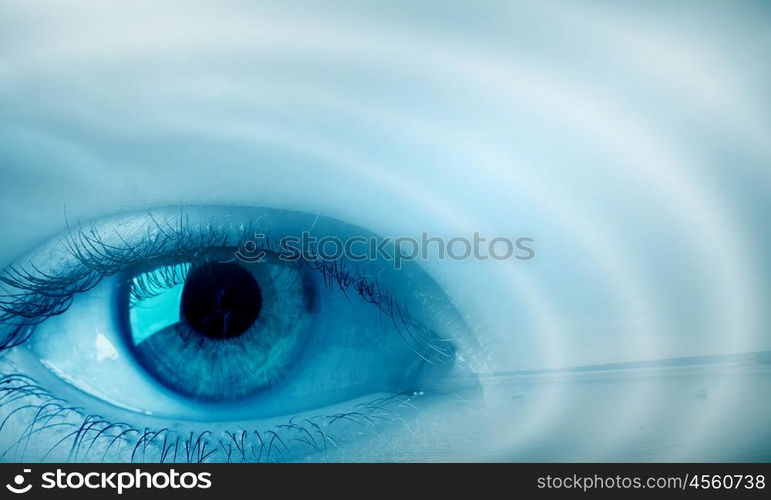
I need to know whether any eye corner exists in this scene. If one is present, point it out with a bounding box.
[3,206,476,462]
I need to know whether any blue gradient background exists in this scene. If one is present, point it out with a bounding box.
[0,1,769,461]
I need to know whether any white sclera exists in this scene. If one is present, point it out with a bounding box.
[28,276,199,418]
[25,271,459,422]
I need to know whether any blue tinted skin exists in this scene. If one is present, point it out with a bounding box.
[0,208,475,460]
[1,1,771,462]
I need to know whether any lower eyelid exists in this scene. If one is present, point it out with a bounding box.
[0,367,431,463]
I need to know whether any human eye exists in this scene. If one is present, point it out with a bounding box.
[0,206,478,462]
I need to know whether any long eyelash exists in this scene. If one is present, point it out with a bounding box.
[0,213,454,363]
[0,213,226,349]
[310,258,455,364]
[0,372,425,463]
[255,235,455,364]
[129,263,190,304]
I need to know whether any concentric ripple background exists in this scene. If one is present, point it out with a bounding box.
[0,0,769,461]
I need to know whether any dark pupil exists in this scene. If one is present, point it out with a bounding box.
[181,262,262,339]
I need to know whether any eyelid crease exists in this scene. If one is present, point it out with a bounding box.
[0,210,455,365]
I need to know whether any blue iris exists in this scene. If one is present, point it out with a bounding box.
[123,253,313,401]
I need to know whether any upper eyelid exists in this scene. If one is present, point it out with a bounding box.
[0,208,455,363]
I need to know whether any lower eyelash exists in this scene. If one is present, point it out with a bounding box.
[0,371,424,463]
